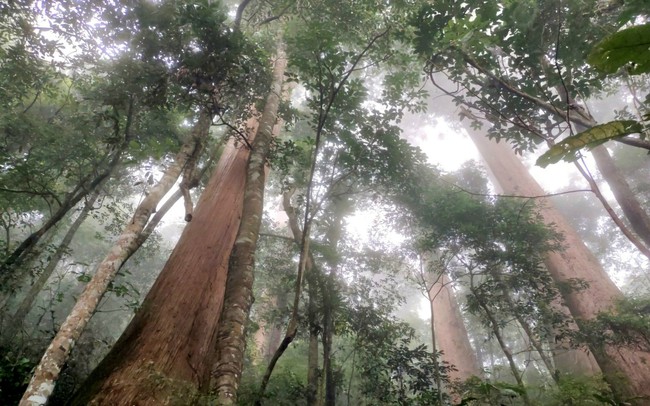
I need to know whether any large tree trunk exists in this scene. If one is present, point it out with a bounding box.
[68,122,248,405]
[210,46,286,404]
[469,131,650,402]
[20,111,212,406]
[429,273,481,383]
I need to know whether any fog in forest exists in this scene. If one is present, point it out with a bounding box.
[1,1,649,405]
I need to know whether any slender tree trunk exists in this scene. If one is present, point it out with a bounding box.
[321,274,335,406]
[2,181,105,345]
[427,293,445,406]
[21,111,213,406]
[470,131,650,402]
[0,217,59,311]
[320,202,346,406]
[490,271,558,383]
[590,145,650,249]
[471,284,531,406]
[0,153,116,290]
[210,46,286,404]
[257,188,314,403]
[306,273,320,406]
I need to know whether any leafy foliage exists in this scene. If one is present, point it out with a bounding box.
[588,23,650,75]
[576,298,650,352]
[0,348,34,405]
[3,0,650,405]
[537,121,645,167]
[457,377,527,406]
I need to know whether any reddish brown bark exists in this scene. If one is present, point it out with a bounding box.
[210,47,286,404]
[469,131,650,401]
[429,274,481,383]
[62,115,249,406]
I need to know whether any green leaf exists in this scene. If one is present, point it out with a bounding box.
[77,273,92,283]
[588,23,650,75]
[537,120,644,167]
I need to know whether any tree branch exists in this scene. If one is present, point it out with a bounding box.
[234,0,252,31]
[615,136,650,151]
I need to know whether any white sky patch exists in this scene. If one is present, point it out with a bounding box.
[526,156,576,192]
[410,117,479,171]
[345,209,406,249]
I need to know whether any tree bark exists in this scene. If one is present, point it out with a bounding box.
[20,111,213,406]
[429,273,481,383]
[210,46,286,404]
[69,117,249,405]
[469,131,650,402]
[306,273,320,406]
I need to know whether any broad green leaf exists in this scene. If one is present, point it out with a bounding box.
[536,120,644,167]
[588,23,650,75]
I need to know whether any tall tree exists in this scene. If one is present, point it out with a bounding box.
[210,42,287,405]
[18,0,271,401]
[469,131,650,401]
[256,6,397,396]
[21,111,213,405]
[68,126,251,405]
[410,0,650,254]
